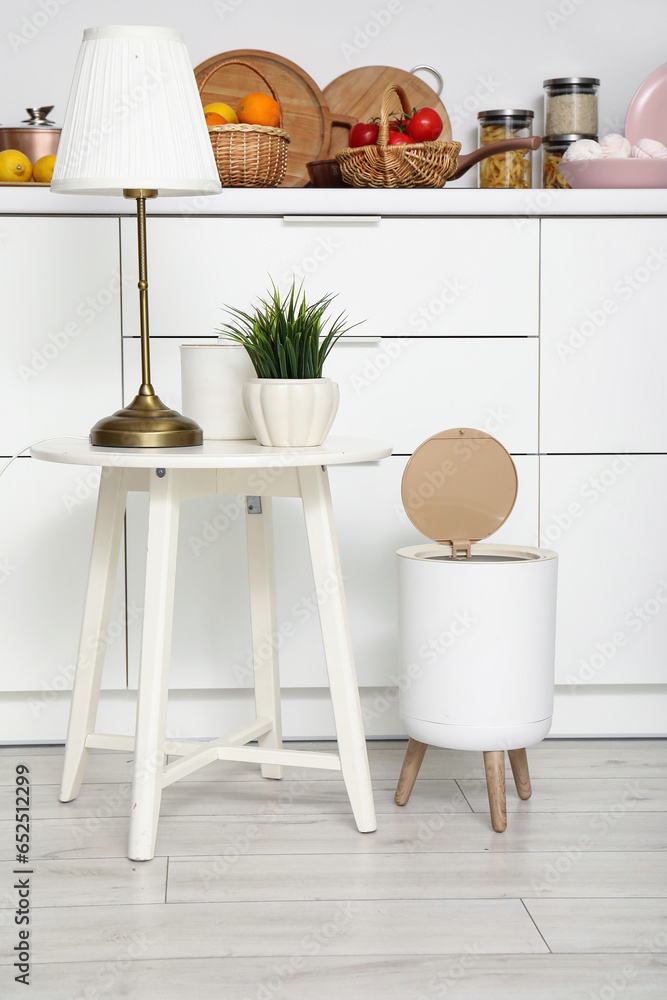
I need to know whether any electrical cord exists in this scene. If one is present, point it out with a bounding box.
[0,438,66,479]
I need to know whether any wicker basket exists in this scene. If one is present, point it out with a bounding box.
[336,84,461,189]
[198,59,291,188]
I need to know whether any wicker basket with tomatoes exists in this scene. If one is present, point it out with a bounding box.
[336,84,461,188]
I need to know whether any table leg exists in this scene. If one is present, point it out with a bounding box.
[60,468,128,803]
[297,465,376,833]
[128,469,182,862]
[245,496,282,780]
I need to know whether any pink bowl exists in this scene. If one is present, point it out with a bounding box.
[558,158,667,189]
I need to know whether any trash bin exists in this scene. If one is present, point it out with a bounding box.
[394,427,558,831]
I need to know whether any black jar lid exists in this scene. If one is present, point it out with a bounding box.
[543,133,598,143]
[543,77,600,88]
[477,109,534,121]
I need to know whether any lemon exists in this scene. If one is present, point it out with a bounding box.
[32,154,56,184]
[0,149,32,182]
[203,102,238,124]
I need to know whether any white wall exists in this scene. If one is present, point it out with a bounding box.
[1,0,665,185]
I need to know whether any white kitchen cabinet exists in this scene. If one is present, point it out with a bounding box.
[0,457,127,694]
[125,335,538,455]
[1,199,665,741]
[0,217,124,455]
[541,454,667,685]
[120,216,539,341]
[124,453,538,690]
[0,215,127,707]
[541,218,667,453]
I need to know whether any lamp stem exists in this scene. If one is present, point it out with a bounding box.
[136,194,153,396]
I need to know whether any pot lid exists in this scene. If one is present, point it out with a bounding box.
[401,428,518,560]
[14,107,58,128]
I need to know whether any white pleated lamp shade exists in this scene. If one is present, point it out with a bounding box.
[52,25,221,197]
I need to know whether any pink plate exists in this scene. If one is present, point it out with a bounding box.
[625,62,667,146]
[558,158,667,189]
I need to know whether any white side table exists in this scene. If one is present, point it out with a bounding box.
[31,436,392,861]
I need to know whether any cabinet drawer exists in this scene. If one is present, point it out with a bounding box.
[125,455,538,690]
[121,216,539,341]
[124,336,538,455]
[541,454,667,685]
[0,217,123,455]
[0,459,127,693]
[541,218,667,452]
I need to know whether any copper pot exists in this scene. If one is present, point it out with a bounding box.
[0,107,60,162]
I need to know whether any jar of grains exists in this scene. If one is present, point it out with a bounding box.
[542,134,597,188]
[543,77,599,136]
[477,109,534,188]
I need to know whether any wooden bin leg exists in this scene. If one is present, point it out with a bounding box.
[395,739,428,806]
[508,748,532,800]
[483,750,507,833]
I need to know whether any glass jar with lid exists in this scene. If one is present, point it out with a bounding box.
[543,78,599,136]
[542,134,597,188]
[477,109,534,189]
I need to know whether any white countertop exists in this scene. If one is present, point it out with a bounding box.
[2,186,667,217]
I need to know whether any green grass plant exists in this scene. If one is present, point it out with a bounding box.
[217,280,360,379]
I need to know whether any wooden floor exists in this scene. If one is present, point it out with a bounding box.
[1,738,666,998]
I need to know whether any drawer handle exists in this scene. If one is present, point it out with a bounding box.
[335,337,381,344]
[282,216,381,224]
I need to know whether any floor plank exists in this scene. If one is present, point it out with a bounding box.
[0,899,548,965]
[15,955,667,1000]
[457,776,667,813]
[0,858,167,907]
[524,898,667,953]
[0,776,472,820]
[167,850,667,903]
[4,806,666,861]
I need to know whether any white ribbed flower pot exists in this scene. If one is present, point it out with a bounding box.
[180,344,255,440]
[242,377,340,447]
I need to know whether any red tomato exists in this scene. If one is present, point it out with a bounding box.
[387,131,416,145]
[388,116,409,133]
[406,107,443,142]
[349,122,380,147]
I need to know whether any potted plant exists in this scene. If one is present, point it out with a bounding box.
[217,280,359,447]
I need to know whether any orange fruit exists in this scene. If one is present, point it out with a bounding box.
[205,111,226,127]
[237,93,281,127]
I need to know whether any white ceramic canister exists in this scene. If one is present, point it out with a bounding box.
[180,343,255,440]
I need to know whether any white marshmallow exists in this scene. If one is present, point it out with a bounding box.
[605,149,631,159]
[632,137,667,159]
[562,138,603,161]
[600,133,632,156]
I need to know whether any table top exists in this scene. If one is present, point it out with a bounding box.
[30,436,393,469]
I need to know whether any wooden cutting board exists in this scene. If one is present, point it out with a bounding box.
[194,49,355,188]
[323,66,451,156]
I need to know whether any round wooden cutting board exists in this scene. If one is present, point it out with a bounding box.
[323,66,451,155]
[194,49,356,188]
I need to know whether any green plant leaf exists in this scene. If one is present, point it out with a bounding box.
[216,278,363,379]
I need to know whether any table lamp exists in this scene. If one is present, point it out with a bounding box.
[52,25,221,447]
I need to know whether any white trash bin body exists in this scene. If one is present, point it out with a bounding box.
[397,427,558,755]
[398,542,558,751]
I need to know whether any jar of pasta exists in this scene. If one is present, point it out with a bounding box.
[477,110,534,189]
[542,134,596,188]
[543,78,599,136]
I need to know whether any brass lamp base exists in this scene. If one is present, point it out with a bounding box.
[90,391,203,448]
